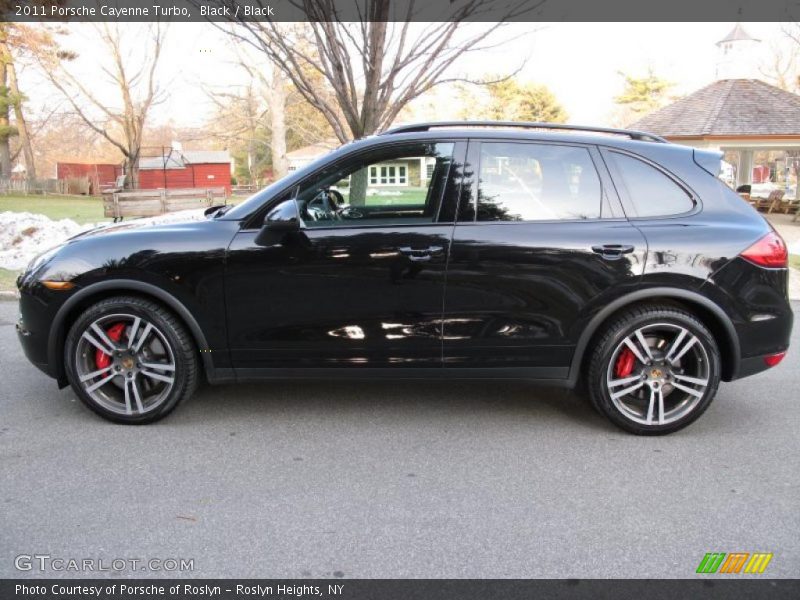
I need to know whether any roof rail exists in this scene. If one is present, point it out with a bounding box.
[380,121,668,143]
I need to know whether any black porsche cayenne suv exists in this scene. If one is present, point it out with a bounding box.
[16,122,792,434]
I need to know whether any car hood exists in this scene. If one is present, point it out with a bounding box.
[70,209,210,241]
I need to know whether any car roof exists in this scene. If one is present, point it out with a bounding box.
[360,128,674,150]
[329,128,694,167]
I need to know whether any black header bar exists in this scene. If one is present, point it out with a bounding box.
[3,0,800,23]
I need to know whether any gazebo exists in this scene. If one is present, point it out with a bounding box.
[631,25,800,205]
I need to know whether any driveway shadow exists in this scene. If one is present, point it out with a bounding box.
[173,378,615,433]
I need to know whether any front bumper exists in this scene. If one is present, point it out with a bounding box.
[16,316,54,378]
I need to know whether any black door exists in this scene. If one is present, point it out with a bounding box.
[443,140,647,376]
[225,140,466,372]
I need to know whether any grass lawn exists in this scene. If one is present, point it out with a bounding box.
[790,254,800,270]
[0,194,109,224]
[0,267,20,293]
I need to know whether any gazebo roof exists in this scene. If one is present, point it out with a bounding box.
[630,79,800,138]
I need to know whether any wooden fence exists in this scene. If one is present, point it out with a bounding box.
[0,177,68,195]
[103,187,228,219]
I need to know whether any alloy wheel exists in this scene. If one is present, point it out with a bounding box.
[605,322,710,426]
[74,313,176,417]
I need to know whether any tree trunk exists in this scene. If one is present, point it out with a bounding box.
[269,65,288,180]
[124,154,139,189]
[349,168,368,207]
[6,56,35,180]
[0,51,12,178]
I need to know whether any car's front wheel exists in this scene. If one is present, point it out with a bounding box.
[64,296,199,424]
[587,305,721,435]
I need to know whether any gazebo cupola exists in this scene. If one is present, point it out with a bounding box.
[716,23,761,80]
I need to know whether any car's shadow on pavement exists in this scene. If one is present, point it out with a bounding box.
[169,379,617,433]
[32,369,743,436]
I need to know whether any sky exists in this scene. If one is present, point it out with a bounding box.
[20,21,792,132]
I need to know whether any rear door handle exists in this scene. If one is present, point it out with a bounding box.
[591,244,635,259]
[398,246,444,262]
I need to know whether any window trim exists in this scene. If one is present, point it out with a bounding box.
[601,148,701,220]
[460,139,623,225]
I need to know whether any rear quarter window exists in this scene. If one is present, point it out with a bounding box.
[610,152,695,218]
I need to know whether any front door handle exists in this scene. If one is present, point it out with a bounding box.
[398,246,444,262]
[591,244,635,259]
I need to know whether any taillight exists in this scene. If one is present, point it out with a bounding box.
[764,351,786,367]
[740,231,788,268]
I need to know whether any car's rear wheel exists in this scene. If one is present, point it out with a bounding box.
[587,305,721,435]
[64,296,199,424]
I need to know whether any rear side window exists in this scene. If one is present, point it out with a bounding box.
[610,152,694,217]
[477,142,602,221]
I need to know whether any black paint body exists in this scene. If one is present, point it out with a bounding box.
[16,130,793,388]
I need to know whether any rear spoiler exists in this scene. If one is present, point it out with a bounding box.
[693,149,724,177]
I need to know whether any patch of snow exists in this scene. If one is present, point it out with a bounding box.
[0,212,95,271]
[0,209,208,271]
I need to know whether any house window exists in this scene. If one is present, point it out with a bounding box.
[369,163,408,186]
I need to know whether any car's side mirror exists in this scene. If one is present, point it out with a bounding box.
[255,199,302,246]
[266,198,301,231]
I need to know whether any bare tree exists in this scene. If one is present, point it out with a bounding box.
[779,23,800,91]
[204,80,268,183]
[204,48,333,183]
[229,58,290,179]
[0,39,11,178]
[38,23,166,188]
[268,63,289,179]
[0,25,41,179]
[0,24,76,180]
[760,26,799,92]
[0,23,29,178]
[217,0,535,142]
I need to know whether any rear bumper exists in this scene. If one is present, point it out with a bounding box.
[704,258,793,381]
[734,352,789,381]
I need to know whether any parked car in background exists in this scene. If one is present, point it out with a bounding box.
[16,122,792,435]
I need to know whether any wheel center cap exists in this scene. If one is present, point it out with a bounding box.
[650,368,663,378]
[121,356,135,370]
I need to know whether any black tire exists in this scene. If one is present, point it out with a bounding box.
[64,296,199,424]
[586,304,721,435]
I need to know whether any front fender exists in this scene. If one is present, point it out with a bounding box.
[47,279,224,385]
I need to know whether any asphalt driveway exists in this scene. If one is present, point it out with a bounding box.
[1,299,798,579]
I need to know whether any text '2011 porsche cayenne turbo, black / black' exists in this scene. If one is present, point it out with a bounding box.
[16,122,793,434]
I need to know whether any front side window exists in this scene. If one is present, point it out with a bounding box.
[476,142,602,221]
[295,142,455,227]
[610,152,695,217]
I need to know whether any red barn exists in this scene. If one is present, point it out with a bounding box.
[138,150,232,193]
[56,162,122,194]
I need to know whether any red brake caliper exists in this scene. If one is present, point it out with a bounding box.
[94,322,126,369]
[614,347,636,378]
